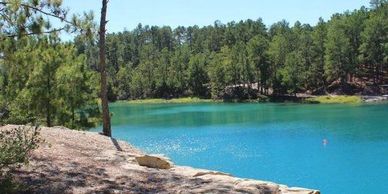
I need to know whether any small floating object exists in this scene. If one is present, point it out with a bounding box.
[322,138,328,146]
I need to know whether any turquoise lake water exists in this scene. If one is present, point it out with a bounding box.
[93,102,388,194]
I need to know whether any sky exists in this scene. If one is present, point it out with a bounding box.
[59,0,369,34]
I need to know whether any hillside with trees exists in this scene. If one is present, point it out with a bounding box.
[74,1,387,101]
[0,1,387,193]
[0,0,387,130]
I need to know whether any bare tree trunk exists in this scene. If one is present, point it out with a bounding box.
[373,64,376,85]
[379,63,383,84]
[99,0,111,137]
[47,68,52,127]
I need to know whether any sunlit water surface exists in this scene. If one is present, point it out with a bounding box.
[93,102,388,194]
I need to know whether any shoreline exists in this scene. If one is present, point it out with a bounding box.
[2,125,320,194]
[122,95,388,105]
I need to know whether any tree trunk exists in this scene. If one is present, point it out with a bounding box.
[47,66,52,127]
[71,104,75,127]
[379,63,383,84]
[372,63,376,84]
[99,0,111,137]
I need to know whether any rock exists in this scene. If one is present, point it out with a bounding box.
[279,187,321,194]
[135,155,173,169]
[53,126,70,130]
[235,180,280,193]
[362,95,388,102]
[193,170,231,177]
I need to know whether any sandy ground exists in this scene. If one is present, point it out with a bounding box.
[3,125,319,194]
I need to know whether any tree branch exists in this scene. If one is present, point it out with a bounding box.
[3,27,66,38]
[0,1,90,38]
[0,1,75,26]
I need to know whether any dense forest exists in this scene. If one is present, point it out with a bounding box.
[74,1,388,101]
[0,1,387,129]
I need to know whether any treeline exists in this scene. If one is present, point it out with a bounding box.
[75,2,387,100]
[0,1,387,129]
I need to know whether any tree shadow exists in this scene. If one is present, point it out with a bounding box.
[110,137,123,152]
[10,154,180,193]
[9,143,275,194]
[11,154,245,194]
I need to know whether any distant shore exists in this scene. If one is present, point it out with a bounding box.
[125,97,220,104]
[123,95,388,105]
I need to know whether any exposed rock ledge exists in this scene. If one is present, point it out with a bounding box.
[2,125,320,194]
[362,95,388,103]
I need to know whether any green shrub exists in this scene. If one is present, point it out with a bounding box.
[305,95,362,104]
[0,126,41,193]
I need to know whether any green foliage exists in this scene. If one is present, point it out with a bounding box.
[1,1,385,123]
[247,35,270,93]
[208,49,227,99]
[0,0,95,39]
[235,41,255,86]
[1,36,100,129]
[0,125,41,193]
[115,64,133,100]
[73,5,387,100]
[359,3,388,84]
[310,18,327,90]
[324,15,352,83]
[281,52,304,94]
[370,0,388,9]
[0,0,98,129]
[55,46,100,129]
[305,95,362,104]
[0,126,41,170]
[188,53,209,97]
[169,45,190,95]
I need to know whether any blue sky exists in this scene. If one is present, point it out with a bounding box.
[61,0,368,33]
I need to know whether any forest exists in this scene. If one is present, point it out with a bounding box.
[0,1,387,129]
[74,2,387,101]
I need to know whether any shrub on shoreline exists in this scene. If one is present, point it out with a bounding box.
[0,125,42,193]
[304,95,362,104]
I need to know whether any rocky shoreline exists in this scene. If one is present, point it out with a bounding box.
[3,125,319,194]
[361,95,388,103]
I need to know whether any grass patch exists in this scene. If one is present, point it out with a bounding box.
[126,97,221,104]
[305,95,362,104]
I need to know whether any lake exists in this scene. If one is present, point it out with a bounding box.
[93,102,388,194]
